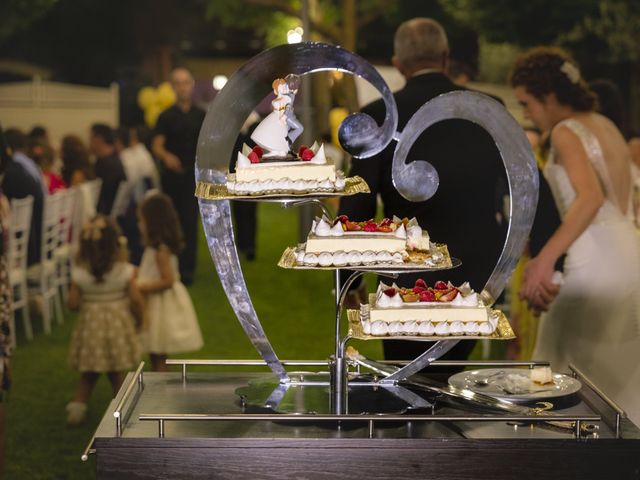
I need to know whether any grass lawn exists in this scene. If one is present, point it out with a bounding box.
[5,201,384,479]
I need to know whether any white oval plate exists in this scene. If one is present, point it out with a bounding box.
[448,368,582,404]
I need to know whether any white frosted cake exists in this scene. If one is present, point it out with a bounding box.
[295,216,444,267]
[360,280,497,337]
[226,75,346,195]
[227,142,346,195]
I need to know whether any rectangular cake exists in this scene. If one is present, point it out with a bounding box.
[361,280,496,337]
[227,142,345,195]
[296,216,442,267]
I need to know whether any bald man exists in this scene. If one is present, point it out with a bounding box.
[339,18,508,372]
[152,68,206,285]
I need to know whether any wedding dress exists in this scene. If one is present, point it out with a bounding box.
[533,117,640,425]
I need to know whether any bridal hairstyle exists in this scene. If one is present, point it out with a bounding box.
[510,47,597,112]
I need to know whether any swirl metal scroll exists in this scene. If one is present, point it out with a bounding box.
[386,91,538,382]
[196,43,399,383]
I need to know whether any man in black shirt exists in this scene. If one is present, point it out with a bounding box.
[152,67,206,285]
[89,124,126,215]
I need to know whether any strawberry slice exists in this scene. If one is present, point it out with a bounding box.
[363,223,378,232]
[336,215,349,224]
[383,288,396,297]
[434,280,448,290]
[248,151,260,163]
[298,145,308,156]
[414,279,427,289]
[438,288,459,302]
[380,218,392,227]
[419,290,436,302]
[412,286,426,294]
[345,221,362,231]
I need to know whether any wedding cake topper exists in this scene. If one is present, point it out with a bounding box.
[250,74,304,159]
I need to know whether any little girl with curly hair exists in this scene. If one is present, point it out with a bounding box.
[66,215,143,425]
[136,192,203,371]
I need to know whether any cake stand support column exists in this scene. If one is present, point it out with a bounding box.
[331,269,348,414]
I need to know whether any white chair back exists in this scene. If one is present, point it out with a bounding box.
[7,196,33,274]
[57,188,77,249]
[41,192,65,265]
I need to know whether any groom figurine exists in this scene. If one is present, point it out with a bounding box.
[339,18,508,370]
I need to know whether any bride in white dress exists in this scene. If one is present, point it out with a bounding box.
[511,47,640,425]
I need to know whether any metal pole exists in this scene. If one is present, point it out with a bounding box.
[298,0,315,242]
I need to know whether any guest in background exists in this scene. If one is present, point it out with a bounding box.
[115,126,159,192]
[61,135,94,187]
[230,114,260,261]
[339,18,507,371]
[89,124,126,215]
[135,193,203,371]
[0,126,13,475]
[28,139,66,194]
[66,216,143,425]
[114,127,158,265]
[2,128,45,265]
[588,78,628,138]
[152,67,206,285]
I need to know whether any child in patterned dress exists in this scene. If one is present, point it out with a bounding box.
[66,215,143,425]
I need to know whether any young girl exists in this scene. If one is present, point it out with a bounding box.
[136,192,203,371]
[66,215,143,425]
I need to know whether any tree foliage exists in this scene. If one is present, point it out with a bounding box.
[0,0,59,42]
[439,0,600,47]
[202,0,395,49]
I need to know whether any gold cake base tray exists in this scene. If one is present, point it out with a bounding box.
[277,245,456,271]
[195,176,370,200]
[347,309,515,341]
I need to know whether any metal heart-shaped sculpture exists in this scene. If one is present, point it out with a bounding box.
[196,42,538,384]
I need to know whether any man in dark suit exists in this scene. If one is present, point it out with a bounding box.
[89,124,126,215]
[339,18,507,366]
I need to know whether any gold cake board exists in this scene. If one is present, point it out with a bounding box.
[195,175,369,200]
[277,244,455,271]
[347,309,515,341]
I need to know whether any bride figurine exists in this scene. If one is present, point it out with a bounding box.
[251,74,304,159]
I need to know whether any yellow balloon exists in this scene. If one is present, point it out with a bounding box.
[137,86,156,110]
[329,107,349,146]
[156,82,176,109]
[144,104,162,128]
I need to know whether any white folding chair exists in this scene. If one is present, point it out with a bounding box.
[54,188,78,303]
[28,192,64,334]
[7,196,34,347]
